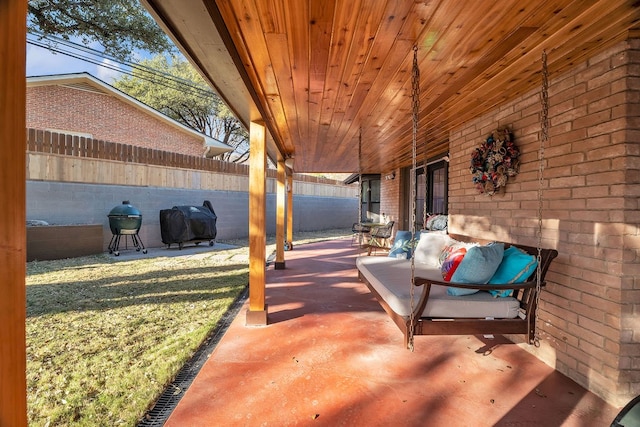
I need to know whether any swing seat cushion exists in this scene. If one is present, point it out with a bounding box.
[356,256,520,319]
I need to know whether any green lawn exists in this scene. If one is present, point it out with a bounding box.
[26,229,350,426]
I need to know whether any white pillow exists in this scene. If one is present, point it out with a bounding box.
[414,232,452,267]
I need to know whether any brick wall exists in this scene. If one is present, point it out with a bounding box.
[27,85,204,156]
[619,38,640,404]
[447,38,640,407]
[380,169,401,229]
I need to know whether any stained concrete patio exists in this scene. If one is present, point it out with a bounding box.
[164,238,619,426]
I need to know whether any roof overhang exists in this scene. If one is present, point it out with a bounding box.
[140,0,283,163]
[140,1,640,173]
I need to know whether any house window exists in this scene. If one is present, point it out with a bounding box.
[427,160,447,214]
[361,176,381,221]
[404,156,448,229]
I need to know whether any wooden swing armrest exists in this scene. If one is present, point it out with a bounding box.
[413,277,545,291]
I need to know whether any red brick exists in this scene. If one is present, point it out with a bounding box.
[548,152,585,168]
[588,66,629,91]
[585,170,625,186]
[572,185,609,198]
[588,117,629,137]
[549,175,586,188]
[445,38,640,407]
[544,188,572,199]
[550,128,589,146]
[573,110,613,130]
[585,197,625,210]
[567,321,606,351]
[579,315,620,342]
[578,56,613,82]
[553,82,588,105]
[575,85,612,108]
[27,85,204,156]
[586,143,626,161]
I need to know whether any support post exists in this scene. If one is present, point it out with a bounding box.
[247,121,268,325]
[286,172,294,250]
[275,159,286,269]
[0,0,27,425]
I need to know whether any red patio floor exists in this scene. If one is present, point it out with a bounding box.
[165,238,619,426]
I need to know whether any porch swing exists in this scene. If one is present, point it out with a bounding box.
[356,48,558,350]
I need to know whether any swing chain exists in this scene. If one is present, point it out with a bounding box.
[534,50,549,347]
[408,45,420,352]
[423,161,428,228]
[358,128,362,227]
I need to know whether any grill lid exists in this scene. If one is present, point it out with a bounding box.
[109,200,142,217]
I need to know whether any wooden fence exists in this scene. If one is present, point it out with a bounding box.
[26,128,346,186]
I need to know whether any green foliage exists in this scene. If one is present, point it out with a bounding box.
[114,55,217,127]
[27,0,249,161]
[113,55,249,162]
[28,0,174,60]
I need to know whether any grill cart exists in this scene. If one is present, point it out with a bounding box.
[160,200,217,249]
[107,201,147,256]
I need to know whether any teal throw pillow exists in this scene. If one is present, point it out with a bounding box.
[488,246,539,297]
[447,243,504,296]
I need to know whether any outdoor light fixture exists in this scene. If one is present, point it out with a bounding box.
[284,158,294,170]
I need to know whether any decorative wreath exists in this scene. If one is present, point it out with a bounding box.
[470,128,520,195]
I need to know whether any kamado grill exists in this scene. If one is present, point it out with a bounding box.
[108,200,147,256]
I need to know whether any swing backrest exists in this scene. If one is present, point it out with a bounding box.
[447,233,558,283]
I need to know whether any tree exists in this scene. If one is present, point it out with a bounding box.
[28,0,174,60]
[212,105,250,163]
[113,55,249,162]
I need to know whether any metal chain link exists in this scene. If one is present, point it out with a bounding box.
[534,50,549,347]
[358,128,362,227]
[408,45,420,352]
[423,161,428,229]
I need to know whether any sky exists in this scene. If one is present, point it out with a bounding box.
[26,39,133,83]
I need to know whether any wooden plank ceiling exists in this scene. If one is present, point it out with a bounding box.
[143,0,640,173]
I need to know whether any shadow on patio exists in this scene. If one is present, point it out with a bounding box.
[164,238,618,426]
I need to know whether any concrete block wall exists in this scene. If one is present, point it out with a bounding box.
[446,38,640,407]
[26,181,357,250]
[27,85,204,156]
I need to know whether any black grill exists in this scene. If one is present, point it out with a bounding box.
[108,201,147,256]
[159,200,217,249]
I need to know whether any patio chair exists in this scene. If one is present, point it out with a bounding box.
[351,222,372,247]
[367,221,395,255]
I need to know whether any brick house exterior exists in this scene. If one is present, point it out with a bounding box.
[376,38,640,406]
[26,73,231,157]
